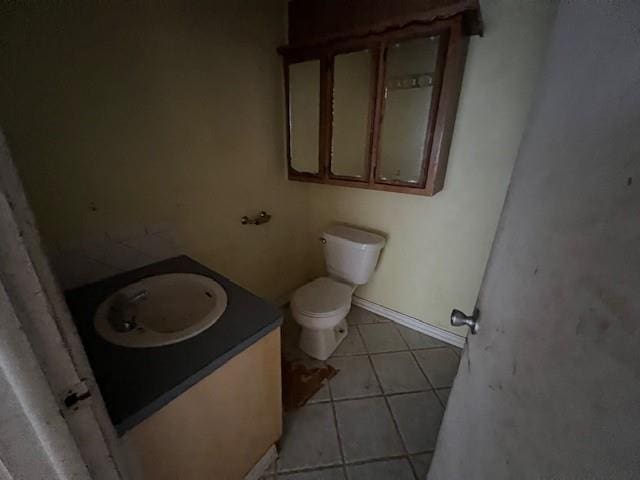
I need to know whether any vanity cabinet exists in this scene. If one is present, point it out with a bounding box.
[121,329,282,480]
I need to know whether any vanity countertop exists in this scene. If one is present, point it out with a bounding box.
[65,255,282,436]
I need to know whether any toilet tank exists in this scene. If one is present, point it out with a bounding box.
[322,225,386,285]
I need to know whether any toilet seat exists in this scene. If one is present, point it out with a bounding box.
[291,277,352,318]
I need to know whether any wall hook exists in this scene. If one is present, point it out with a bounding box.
[241,211,271,225]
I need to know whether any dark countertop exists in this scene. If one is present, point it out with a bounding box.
[65,255,282,436]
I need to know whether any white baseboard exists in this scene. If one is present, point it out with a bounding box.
[244,444,277,480]
[352,296,466,348]
[276,285,465,349]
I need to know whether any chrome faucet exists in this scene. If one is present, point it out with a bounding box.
[108,290,148,332]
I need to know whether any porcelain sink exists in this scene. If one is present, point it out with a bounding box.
[94,273,227,348]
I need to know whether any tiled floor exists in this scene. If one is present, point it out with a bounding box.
[264,306,462,480]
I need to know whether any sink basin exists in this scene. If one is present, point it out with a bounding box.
[94,273,227,348]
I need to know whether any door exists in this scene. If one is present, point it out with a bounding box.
[429,3,640,479]
[0,130,123,479]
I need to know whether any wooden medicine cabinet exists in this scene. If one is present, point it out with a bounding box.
[280,0,482,196]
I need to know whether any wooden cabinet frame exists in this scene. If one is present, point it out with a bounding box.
[280,16,469,196]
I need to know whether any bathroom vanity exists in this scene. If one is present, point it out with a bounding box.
[66,256,282,479]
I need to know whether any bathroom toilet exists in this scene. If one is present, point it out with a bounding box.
[291,225,385,360]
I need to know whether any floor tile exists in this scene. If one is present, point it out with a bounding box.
[328,356,381,400]
[278,403,342,471]
[411,453,434,479]
[358,324,407,353]
[347,458,414,480]
[334,397,404,462]
[308,381,331,404]
[395,324,447,350]
[413,348,460,388]
[347,306,389,325]
[332,326,367,356]
[370,352,429,394]
[279,467,346,479]
[436,388,451,406]
[285,345,328,370]
[388,391,444,453]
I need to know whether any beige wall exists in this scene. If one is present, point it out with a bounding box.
[306,0,558,333]
[0,1,313,300]
[0,1,557,336]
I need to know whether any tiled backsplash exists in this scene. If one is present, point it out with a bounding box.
[48,223,183,290]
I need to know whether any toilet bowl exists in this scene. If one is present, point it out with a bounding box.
[291,225,385,360]
[291,277,354,360]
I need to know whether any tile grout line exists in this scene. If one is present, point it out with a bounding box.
[276,464,345,476]
[408,348,437,391]
[371,364,421,480]
[403,330,458,406]
[326,376,349,479]
[361,331,421,480]
[392,320,442,395]
[384,322,442,480]
[388,322,436,392]
[401,333,451,440]
[276,452,437,476]
[330,388,434,404]
[334,322,368,358]
[433,388,449,410]
[389,315,463,359]
[332,344,452,358]
[279,308,452,479]
[407,340,451,412]
[276,450,436,476]
[337,320,380,477]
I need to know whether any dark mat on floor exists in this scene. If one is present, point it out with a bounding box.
[282,359,337,412]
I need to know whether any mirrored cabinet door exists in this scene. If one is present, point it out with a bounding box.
[281,16,468,195]
[376,36,441,185]
[330,50,373,179]
[288,59,321,175]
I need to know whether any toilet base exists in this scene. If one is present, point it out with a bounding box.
[298,318,348,361]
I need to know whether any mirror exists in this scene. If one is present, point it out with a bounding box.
[288,60,321,174]
[330,50,372,179]
[281,20,467,196]
[377,36,440,184]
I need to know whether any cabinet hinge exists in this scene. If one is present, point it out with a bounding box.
[63,380,92,411]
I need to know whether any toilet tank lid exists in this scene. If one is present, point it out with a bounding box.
[322,225,386,251]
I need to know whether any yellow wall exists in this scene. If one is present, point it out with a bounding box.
[0,1,557,335]
[0,1,313,300]
[306,0,558,333]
